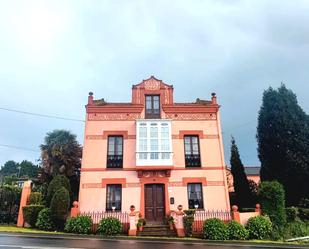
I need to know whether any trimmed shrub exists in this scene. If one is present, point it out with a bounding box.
[97,217,122,236]
[29,192,43,205]
[203,218,227,240]
[246,216,272,240]
[285,207,298,222]
[47,175,71,205]
[258,181,286,229]
[226,220,248,240]
[22,205,45,227]
[298,208,309,221]
[183,209,196,237]
[65,216,93,234]
[35,208,55,231]
[50,187,70,229]
[282,221,309,239]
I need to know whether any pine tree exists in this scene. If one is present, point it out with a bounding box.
[257,84,309,205]
[230,137,253,207]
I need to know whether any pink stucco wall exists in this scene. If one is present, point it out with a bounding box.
[78,77,230,216]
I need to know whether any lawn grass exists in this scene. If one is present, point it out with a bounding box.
[0,225,65,234]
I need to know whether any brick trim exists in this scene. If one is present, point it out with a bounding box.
[182,177,207,186]
[102,131,128,139]
[102,178,126,188]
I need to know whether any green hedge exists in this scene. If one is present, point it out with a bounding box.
[183,209,195,237]
[226,220,248,240]
[298,208,309,221]
[22,205,45,227]
[29,192,43,205]
[65,216,93,234]
[258,181,286,229]
[47,175,71,205]
[97,217,122,236]
[35,208,55,231]
[246,216,272,240]
[50,187,70,229]
[285,207,298,222]
[203,218,227,240]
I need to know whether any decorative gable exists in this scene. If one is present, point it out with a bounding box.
[132,76,174,105]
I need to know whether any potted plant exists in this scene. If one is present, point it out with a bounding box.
[167,215,174,230]
[137,218,146,231]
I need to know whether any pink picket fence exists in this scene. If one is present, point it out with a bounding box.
[192,210,232,234]
[79,211,130,234]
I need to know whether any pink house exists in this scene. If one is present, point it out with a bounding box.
[78,76,230,222]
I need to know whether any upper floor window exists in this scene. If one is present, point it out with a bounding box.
[145,95,160,119]
[107,136,123,168]
[136,120,172,165]
[187,183,204,209]
[184,135,201,167]
[106,184,122,211]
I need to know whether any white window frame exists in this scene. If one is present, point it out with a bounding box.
[136,120,173,166]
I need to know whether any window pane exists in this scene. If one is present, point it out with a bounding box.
[187,183,203,209]
[161,152,170,159]
[106,184,122,211]
[150,127,158,138]
[153,97,159,110]
[139,127,147,138]
[150,139,158,151]
[150,152,159,159]
[161,127,169,138]
[139,139,147,151]
[161,139,170,151]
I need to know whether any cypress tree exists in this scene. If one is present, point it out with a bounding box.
[230,137,252,207]
[257,84,309,205]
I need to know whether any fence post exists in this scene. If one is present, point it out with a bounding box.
[255,203,261,215]
[70,201,79,218]
[128,205,138,236]
[175,205,185,237]
[17,180,32,227]
[231,205,240,223]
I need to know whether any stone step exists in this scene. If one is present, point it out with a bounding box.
[138,224,177,237]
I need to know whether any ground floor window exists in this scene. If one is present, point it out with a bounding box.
[106,184,122,211]
[187,183,204,209]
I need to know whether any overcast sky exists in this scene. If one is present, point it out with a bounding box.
[0,0,308,167]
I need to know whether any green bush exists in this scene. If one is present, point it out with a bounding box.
[245,216,272,240]
[29,192,43,205]
[299,198,309,208]
[35,208,55,231]
[22,205,45,227]
[97,217,122,236]
[203,218,227,240]
[65,216,93,234]
[258,181,286,229]
[50,187,70,229]
[285,207,298,222]
[183,209,195,237]
[298,208,309,221]
[226,220,248,240]
[47,175,71,205]
[282,221,309,239]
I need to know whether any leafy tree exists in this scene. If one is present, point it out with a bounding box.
[230,137,253,207]
[0,161,18,176]
[257,84,309,205]
[19,160,38,178]
[40,130,82,200]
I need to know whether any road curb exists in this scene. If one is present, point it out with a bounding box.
[0,232,307,248]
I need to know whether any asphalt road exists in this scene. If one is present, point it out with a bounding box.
[0,233,307,249]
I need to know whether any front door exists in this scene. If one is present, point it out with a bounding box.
[145,184,165,222]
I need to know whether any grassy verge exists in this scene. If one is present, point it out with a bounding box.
[0,225,65,234]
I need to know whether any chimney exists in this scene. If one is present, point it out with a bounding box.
[88,92,94,105]
[211,92,217,104]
